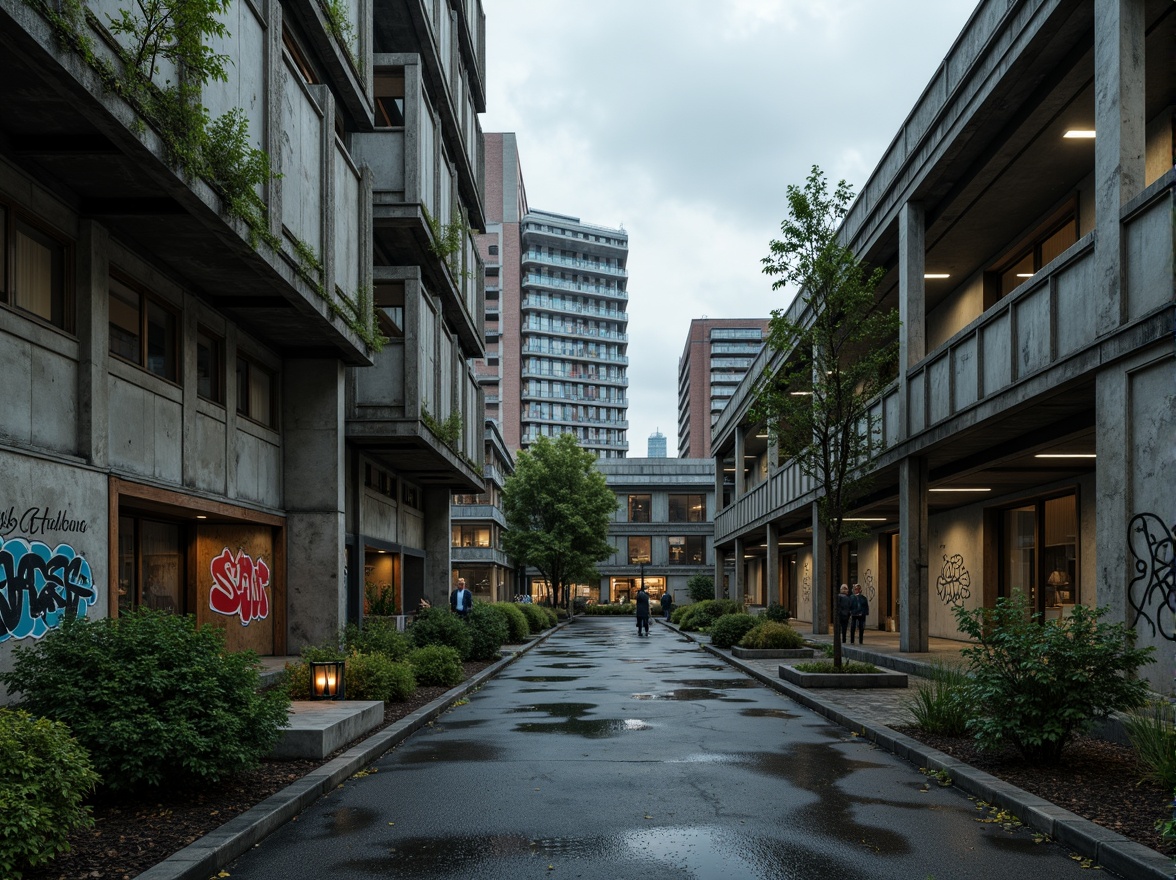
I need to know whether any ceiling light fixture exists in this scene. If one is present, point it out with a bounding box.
[929,488,992,493]
[1063,130,1096,139]
[1035,453,1097,459]
[844,517,887,522]
[195,514,208,520]
[790,391,813,396]
[779,541,804,546]
[924,273,950,279]
[1016,273,1034,278]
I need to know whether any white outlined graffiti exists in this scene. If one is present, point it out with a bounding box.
[935,553,972,607]
[0,536,96,641]
[801,562,812,608]
[209,547,271,625]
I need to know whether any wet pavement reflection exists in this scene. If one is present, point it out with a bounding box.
[226,617,1105,880]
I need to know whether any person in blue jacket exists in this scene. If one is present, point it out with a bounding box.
[849,583,869,644]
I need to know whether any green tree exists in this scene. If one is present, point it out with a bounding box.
[687,574,715,603]
[753,166,899,668]
[501,434,616,611]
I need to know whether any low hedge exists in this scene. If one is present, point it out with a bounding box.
[517,603,550,634]
[409,607,473,659]
[285,653,416,702]
[678,599,744,632]
[0,709,99,879]
[709,613,759,649]
[467,603,510,661]
[408,645,465,687]
[739,621,805,650]
[583,603,635,615]
[344,619,411,661]
[494,603,532,642]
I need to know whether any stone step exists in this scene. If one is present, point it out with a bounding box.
[270,701,385,760]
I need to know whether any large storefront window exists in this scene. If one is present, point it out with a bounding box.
[118,516,183,614]
[452,525,491,548]
[668,494,705,523]
[1001,493,1079,616]
[628,535,651,564]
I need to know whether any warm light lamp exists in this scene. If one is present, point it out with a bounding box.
[310,660,346,700]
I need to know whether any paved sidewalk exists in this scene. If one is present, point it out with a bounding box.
[663,620,1173,880]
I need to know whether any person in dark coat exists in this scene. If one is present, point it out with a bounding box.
[635,585,651,636]
[659,589,673,620]
[450,578,472,620]
[836,584,852,643]
[849,583,869,644]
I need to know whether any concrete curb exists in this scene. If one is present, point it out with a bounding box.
[662,621,1174,880]
[135,621,569,880]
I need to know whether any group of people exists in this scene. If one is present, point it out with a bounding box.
[836,583,869,644]
[633,585,673,636]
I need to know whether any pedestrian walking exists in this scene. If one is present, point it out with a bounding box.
[836,583,852,643]
[849,583,869,644]
[450,578,473,620]
[635,584,651,636]
[660,589,673,620]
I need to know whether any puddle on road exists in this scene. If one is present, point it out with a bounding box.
[327,806,379,836]
[514,718,652,737]
[394,740,501,764]
[508,702,597,717]
[740,707,799,719]
[513,675,582,682]
[539,662,597,669]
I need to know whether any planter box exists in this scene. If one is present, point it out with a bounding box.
[779,665,908,689]
[732,646,816,659]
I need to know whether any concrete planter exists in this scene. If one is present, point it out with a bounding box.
[731,646,816,659]
[779,665,908,689]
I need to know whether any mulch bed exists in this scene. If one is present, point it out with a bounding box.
[24,661,493,880]
[895,727,1175,857]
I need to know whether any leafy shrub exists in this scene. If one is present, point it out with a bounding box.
[467,603,509,661]
[687,574,715,603]
[739,621,804,650]
[1124,702,1176,789]
[345,620,411,661]
[344,654,415,702]
[517,603,550,634]
[0,709,99,879]
[542,607,559,627]
[555,607,570,620]
[494,603,531,642]
[906,661,971,737]
[678,599,744,632]
[954,592,1154,763]
[670,604,691,625]
[0,610,289,792]
[409,606,473,659]
[583,603,635,615]
[762,603,792,623]
[408,645,465,687]
[364,581,398,615]
[710,613,759,649]
[795,660,880,674]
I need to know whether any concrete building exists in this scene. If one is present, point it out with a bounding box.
[711,0,1174,690]
[647,430,667,458]
[591,458,715,606]
[518,210,629,457]
[451,420,519,602]
[0,0,487,686]
[677,318,767,459]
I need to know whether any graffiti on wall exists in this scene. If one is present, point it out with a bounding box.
[801,562,812,607]
[0,536,96,642]
[1127,513,1176,642]
[864,569,876,602]
[935,553,972,607]
[209,548,271,626]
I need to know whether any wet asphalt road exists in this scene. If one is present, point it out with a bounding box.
[226,617,1099,880]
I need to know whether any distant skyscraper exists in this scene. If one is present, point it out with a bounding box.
[677,318,768,459]
[479,134,629,457]
[648,430,667,457]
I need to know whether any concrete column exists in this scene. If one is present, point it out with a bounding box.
[713,546,725,599]
[181,292,199,488]
[265,0,283,243]
[1094,0,1146,335]
[732,536,745,602]
[714,452,724,513]
[1094,368,1128,624]
[765,521,780,608]
[811,503,830,634]
[734,426,746,498]
[898,456,930,652]
[423,486,452,608]
[283,359,346,650]
[75,220,109,467]
[347,449,364,627]
[898,201,925,438]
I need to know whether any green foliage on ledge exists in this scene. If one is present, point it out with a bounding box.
[320,0,361,75]
[422,406,463,449]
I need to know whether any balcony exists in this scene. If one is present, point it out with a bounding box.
[521,250,628,278]
[520,342,628,366]
[523,325,628,343]
[348,281,484,491]
[521,294,625,321]
[522,274,628,300]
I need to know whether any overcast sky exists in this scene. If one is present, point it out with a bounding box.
[481,0,978,457]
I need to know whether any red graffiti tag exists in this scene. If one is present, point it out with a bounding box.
[209,548,270,625]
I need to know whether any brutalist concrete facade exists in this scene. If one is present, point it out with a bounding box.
[711,0,1175,690]
[0,0,488,692]
[450,419,519,602]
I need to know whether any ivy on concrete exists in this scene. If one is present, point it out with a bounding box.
[421,406,463,450]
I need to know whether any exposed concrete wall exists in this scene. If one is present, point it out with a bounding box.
[423,487,452,607]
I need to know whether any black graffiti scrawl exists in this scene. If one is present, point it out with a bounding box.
[1127,513,1176,642]
[935,553,972,607]
[0,537,96,642]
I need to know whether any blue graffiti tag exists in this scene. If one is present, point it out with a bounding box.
[0,537,96,642]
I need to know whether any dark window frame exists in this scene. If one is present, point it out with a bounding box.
[1,205,73,333]
[108,272,180,383]
[236,354,277,428]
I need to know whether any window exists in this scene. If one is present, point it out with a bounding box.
[283,29,318,84]
[488,245,499,256]
[451,526,491,548]
[993,211,1078,299]
[109,276,178,381]
[118,515,184,614]
[374,70,405,127]
[668,535,705,565]
[627,536,651,565]
[196,330,223,402]
[3,213,70,330]
[1000,493,1079,616]
[669,494,705,523]
[402,482,421,510]
[375,281,405,337]
[237,356,275,427]
[627,494,651,523]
